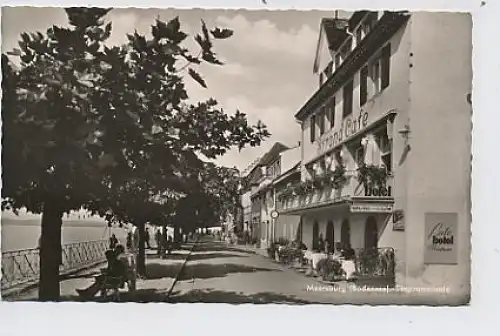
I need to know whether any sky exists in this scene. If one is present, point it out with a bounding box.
[1,7,341,169]
[1,7,336,219]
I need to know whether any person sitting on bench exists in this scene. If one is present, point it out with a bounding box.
[76,249,127,299]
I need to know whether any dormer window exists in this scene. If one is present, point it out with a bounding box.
[324,61,333,77]
[340,38,352,60]
[334,53,341,69]
[355,26,362,46]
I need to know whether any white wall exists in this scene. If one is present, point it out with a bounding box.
[404,13,472,298]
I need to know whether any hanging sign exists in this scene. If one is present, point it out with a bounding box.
[424,212,458,264]
[392,210,405,231]
[270,210,279,219]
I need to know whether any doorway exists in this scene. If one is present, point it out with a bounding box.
[326,221,334,253]
[341,219,350,248]
[364,216,378,250]
[312,221,319,250]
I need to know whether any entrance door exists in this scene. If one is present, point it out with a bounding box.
[312,221,319,250]
[341,219,350,248]
[326,221,334,253]
[364,216,378,250]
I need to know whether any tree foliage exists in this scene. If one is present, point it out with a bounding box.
[2,7,270,299]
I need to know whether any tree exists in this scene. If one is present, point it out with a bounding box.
[2,8,270,300]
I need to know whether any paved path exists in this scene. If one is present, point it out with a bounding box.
[7,242,196,302]
[168,240,461,305]
[169,240,336,304]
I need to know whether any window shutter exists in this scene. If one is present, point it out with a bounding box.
[330,97,336,128]
[343,80,353,117]
[310,115,316,142]
[360,66,368,106]
[381,44,391,89]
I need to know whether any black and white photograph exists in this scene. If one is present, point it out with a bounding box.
[1,7,472,305]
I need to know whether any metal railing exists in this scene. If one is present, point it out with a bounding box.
[354,247,395,277]
[1,239,109,291]
[278,173,394,213]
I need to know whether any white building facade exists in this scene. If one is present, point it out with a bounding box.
[277,11,471,299]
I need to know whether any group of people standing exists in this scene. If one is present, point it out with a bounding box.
[154,228,173,258]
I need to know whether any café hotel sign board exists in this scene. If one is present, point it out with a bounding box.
[317,111,369,154]
[424,212,458,264]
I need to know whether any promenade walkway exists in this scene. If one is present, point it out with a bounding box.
[5,241,197,302]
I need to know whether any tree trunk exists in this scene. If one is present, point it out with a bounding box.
[136,221,146,277]
[39,201,64,301]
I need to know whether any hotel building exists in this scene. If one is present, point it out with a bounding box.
[277,11,471,294]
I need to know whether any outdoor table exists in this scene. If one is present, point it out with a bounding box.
[329,255,356,280]
[304,251,328,270]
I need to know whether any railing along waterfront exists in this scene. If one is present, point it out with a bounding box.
[1,239,109,291]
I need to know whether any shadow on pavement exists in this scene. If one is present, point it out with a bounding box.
[188,253,245,261]
[59,288,171,303]
[146,262,183,279]
[178,263,281,281]
[167,289,319,304]
[194,243,254,255]
[147,252,188,261]
[57,288,318,304]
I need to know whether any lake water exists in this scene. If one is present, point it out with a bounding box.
[1,218,129,252]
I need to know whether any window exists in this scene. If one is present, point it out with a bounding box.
[343,80,353,117]
[360,66,368,106]
[376,128,393,172]
[355,27,362,46]
[318,108,325,136]
[370,58,381,94]
[310,115,316,142]
[369,43,391,96]
[329,97,336,128]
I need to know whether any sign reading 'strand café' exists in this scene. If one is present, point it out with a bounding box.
[424,212,458,264]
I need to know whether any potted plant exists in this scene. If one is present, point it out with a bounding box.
[357,163,388,189]
[317,258,345,282]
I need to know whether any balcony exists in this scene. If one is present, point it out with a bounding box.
[277,170,394,215]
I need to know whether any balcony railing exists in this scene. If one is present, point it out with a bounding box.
[277,171,393,214]
[1,239,109,291]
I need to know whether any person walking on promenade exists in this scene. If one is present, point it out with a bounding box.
[145,228,151,249]
[109,234,118,250]
[155,229,162,256]
[126,232,132,251]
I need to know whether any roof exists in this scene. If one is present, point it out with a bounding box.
[273,162,301,185]
[348,11,369,30]
[321,18,350,52]
[258,142,289,166]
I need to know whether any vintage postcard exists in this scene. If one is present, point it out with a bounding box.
[1,7,471,305]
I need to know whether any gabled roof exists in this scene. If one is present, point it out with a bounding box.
[258,142,289,166]
[313,17,350,74]
[322,18,350,51]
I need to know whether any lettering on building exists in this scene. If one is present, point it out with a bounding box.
[350,203,393,213]
[424,212,458,264]
[317,111,369,154]
[365,185,392,197]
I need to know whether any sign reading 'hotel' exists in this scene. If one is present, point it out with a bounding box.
[424,212,458,264]
[317,111,369,154]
